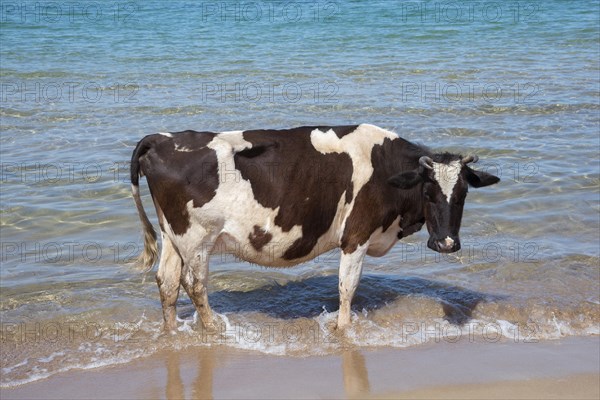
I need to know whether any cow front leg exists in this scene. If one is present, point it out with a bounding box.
[156,235,182,333]
[337,243,368,329]
[180,249,216,330]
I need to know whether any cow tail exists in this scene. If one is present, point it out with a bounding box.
[130,136,159,271]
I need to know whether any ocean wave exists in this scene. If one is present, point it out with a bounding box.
[2,291,598,388]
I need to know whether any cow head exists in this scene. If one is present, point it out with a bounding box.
[388,154,499,253]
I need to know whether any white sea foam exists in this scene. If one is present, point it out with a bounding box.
[2,309,598,389]
[1,359,29,375]
[177,311,198,334]
[0,350,148,388]
[38,351,65,363]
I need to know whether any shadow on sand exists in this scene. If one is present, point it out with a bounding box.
[208,274,503,325]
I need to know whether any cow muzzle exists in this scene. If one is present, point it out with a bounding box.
[428,236,460,253]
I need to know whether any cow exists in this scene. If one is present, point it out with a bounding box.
[130,124,499,332]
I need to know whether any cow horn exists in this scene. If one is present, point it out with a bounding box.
[419,156,433,170]
[461,155,479,165]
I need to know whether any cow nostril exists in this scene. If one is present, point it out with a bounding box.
[443,236,454,248]
[429,237,458,253]
[436,238,454,252]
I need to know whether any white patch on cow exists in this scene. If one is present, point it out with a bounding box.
[339,242,368,281]
[338,241,369,327]
[309,125,397,187]
[433,161,461,203]
[309,128,340,153]
[158,132,172,137]
[221,130,244,134]
[367,216,401,257]
[218,130,252,151]
[200,131,251,184]
[310,124,398,239]
[175,135,306,267]
[174,144,193,152]
[444,236,454,247]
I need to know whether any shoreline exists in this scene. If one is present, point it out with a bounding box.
[2,336,598,399]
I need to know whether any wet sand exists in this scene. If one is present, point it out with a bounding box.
[2,336,598,399]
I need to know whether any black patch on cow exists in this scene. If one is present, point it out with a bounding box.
[432,152,461,164]
[388,170,422,189]
[248,225,273,251]
[237,143,279,159]
[341,137,430,253]
[399,219,425,239]
[233,126,354,260]
[138,131,219,235]
[330,125,360,138]
[345,182,354,203]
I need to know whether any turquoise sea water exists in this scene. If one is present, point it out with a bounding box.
[1,0,599,386]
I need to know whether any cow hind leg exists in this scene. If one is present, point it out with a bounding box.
[180,237,217,330]
[156,234,182,333]
[337,243,368,329]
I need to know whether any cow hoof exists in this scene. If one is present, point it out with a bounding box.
[201,318,219,332]
[203,323,216,331]
[160,327,178,337]
[335,321,351,331]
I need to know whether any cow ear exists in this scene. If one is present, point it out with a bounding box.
[465,167,500,188]
[388,170,423,189]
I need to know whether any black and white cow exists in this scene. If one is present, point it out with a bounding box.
[130,124,499,331]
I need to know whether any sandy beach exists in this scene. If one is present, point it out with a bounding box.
[2,336,598,399]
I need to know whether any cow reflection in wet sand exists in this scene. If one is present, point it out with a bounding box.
[158,349,370,400]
